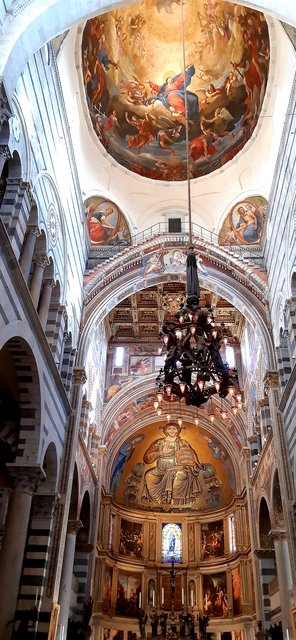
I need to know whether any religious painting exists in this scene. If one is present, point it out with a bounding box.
[162,523,182,563]
[142,251,165,277]
[119,519,143,557]
[85,196,131,246]
[201,520,224,558]
[130,356,152,376]
[232,567,242,616]
[112,422,235,513]
[81,1,269,181]
[116,571,142,616]
[219,196,268,246]
[103,565,113,614]
[202,572,228,617]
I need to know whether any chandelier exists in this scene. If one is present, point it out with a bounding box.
[155,249,241,409]
[154,2,241,415]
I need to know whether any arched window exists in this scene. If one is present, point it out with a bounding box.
[162,523,182,563]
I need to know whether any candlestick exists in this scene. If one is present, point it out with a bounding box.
[182,588,184,606]
[152,590,155,607]
[190,590,193,608]
[139,592,141,609]
[162,587,164,605]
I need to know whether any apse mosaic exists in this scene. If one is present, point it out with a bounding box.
[110,422,235,512]
[162,522,182,562]
[219,196,268,245]
[81,1,269,181]
[84,196,131,246]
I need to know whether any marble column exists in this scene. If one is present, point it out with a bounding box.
[0,466,43,640]
[19,226,41,282]
[30,254,49,308]
[38,277,55,330]
[57,519,83,640]
[271,530,293,637]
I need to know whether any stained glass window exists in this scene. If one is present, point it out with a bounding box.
[162,523,182,563]
[229,515,236,552]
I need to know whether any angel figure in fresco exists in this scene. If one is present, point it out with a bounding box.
[145,65,198,121]
[141,423,204,505]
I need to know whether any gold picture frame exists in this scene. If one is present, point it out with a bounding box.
[48,603,60,640]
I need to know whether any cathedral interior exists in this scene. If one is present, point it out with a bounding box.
[0,1,296,640]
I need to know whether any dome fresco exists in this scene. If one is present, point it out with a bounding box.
[82,0,269,181]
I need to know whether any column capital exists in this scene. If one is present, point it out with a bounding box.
[284,297,296,311]
[263,370,279,395]
[67,519,83,535]
[33,254,50,269]
[258,397,269,409]
[72,367,87,385]
[97,445,107,459]
[241,447,251,460]
[43,277,56,289]
[28,226,41,238]
[270,529,287,540]
[7,464,45,494]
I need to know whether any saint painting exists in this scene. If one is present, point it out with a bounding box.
[85,197,131,247]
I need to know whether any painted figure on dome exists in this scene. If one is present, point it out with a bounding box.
[86,203,115,244]
[146,65,198,121]
[141,423,204,504]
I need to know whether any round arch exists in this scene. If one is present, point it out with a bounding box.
[0,334,41,465]
[78,239,275,370]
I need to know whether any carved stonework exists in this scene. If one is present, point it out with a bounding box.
[241,447,251,461]
[149,522,156,561]
[258,397,269,409]
[33,254,50,269]
[263,371,279,394]
[72,367,87,385]
[47,206,59,246]
[255,548,275,559]
[270,529,286,541]
[67,519,83,536]
[8,465,45,494]
[188,523,195,561]
[97,444,107,459]
[0,144,12,159]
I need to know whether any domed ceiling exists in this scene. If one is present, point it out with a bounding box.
[82,0,269,181]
